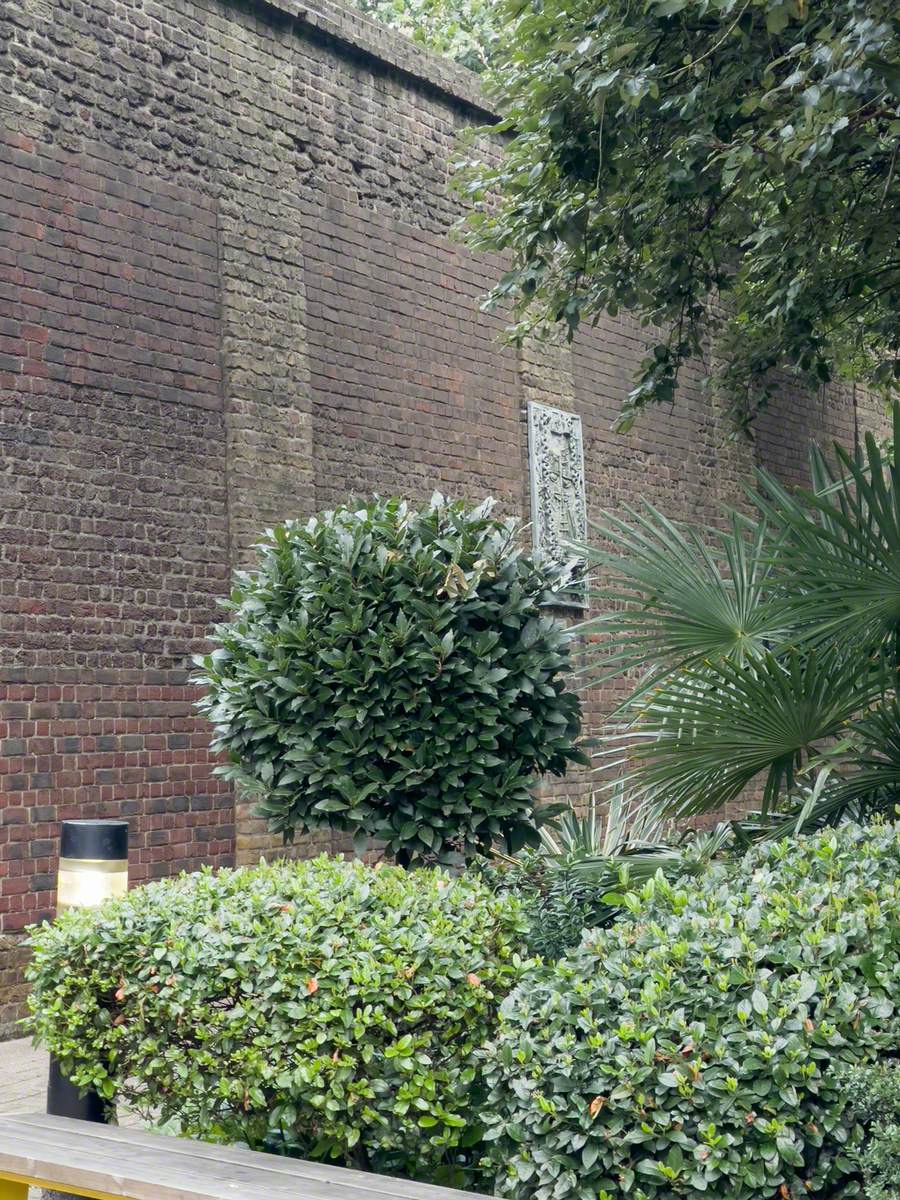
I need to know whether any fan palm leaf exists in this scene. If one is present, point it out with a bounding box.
[598,649,884,821]
[754,405,900,658]
[574,507,795,701]
[575,404,900,832]
[822,697,900,814]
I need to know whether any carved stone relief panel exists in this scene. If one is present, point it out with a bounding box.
[527,401,587,608]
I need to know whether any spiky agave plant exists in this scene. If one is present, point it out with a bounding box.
[577,404,900,836]
[491,784,731,947]
[536,785,666,859]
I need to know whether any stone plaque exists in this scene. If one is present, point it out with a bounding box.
[527,401,588,608]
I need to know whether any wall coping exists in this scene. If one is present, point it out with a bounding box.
[245,0,501,121]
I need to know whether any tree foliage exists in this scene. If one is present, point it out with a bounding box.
[195,496,584,866]
[355,0,496,71]
[458,0,900,430]
[582,405,900,833]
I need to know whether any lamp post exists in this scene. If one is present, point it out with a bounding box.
[47,819,129,1122]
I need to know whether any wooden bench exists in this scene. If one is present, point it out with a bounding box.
[0,1114,492,1200]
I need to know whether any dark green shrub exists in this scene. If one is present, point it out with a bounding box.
[26,856,530,1183]
[481,822,900,1200]
[195,495,584,865]
[485,848,611,961]
[835,1060,900,1200]
[485,798,732,961]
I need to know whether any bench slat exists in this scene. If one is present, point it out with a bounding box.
[0,1116,493,1200]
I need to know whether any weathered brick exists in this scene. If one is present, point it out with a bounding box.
[0,0,888,1035]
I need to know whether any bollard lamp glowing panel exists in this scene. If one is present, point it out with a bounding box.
[48,819,129,1123]
[57,819,129,913]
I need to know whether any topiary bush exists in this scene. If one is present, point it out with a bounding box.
[194,495,584,865]
[480,822,900,1200]
[26,856,530,1183]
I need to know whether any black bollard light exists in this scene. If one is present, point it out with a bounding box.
[47,819,129,1122]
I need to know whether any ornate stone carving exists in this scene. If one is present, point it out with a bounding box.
[527,401,587,608]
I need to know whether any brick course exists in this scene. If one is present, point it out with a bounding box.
[0,675,234,922]
[0,0,886,1029]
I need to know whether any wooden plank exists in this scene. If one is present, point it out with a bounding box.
[0,1116,494,1200]
[0,1115,478,1199]
[2,1113,479,1198]
[1,1171,111,1200]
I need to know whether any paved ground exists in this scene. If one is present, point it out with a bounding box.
[0,1039,50,1199]
[0,1036,141,1123]
[1,1037,144,1199]
[0,1036,48,1115]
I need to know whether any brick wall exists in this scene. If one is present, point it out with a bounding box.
[0,0,885,1033]
[304,199,522,511]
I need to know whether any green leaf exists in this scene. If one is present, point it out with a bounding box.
[751,988,769,1016]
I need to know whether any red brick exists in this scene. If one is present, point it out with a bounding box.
[0,0,888,1031]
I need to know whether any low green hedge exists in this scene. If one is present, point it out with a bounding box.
[481,822,900,1200]
[26,856,529,1183]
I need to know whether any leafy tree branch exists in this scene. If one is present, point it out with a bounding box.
[454,0,899,431]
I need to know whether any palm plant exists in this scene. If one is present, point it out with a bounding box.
[577,404,900,836]
[489,785,730,956]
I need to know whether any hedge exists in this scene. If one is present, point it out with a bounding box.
[481,822,900,1200]
[27,856,530,1184]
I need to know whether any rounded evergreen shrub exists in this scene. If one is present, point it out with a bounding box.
[194,495,584,864]
[480,822,900,1200]
[26,856,530,1182]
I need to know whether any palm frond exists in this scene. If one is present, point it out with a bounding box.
[575,405,900,835]
[753,407,900,657]
[572,507,794,701]
[600,649,885,821]
[822,698,900,815]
